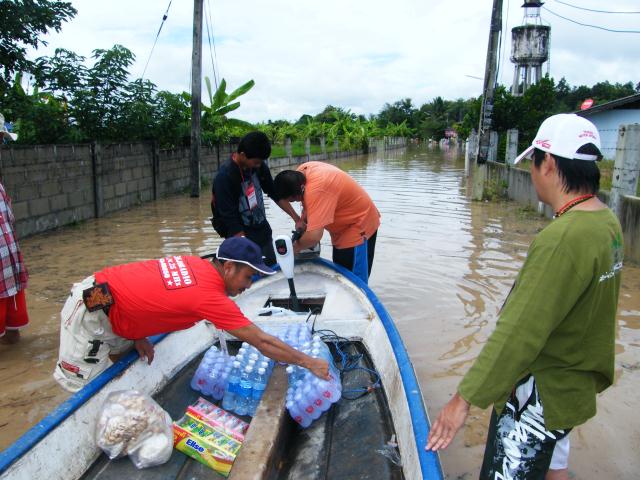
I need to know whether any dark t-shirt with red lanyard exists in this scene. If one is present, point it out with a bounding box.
[211,158,277,249]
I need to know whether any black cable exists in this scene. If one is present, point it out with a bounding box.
[141,0,174,80]
[543,6,640,33]
[552,0,640,15]
[204,0,220,91]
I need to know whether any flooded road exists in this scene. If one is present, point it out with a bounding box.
[1,146,639,478]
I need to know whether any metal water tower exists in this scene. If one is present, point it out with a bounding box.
[510,1,550,95]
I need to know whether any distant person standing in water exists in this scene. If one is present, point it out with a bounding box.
[211,131,305,265]
[426,114,623,480]
[0,113,29,344]
[273,162,380,284]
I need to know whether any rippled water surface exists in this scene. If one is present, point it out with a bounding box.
[1,145,638,478]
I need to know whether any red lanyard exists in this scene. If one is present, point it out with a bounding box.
[554,194,595,218]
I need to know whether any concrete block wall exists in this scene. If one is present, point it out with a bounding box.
[0,144,95,237]
[0,139,404,240]
[100,143,155,214]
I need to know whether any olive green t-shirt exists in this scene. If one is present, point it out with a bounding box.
[458,208,623,431]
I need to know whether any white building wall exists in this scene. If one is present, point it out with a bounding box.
[585,109,640,159]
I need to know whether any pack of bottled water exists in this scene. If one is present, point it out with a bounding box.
[191,324,341,423]
[190,345,234,400]
[220,342,274,417]
[285,331,342,428]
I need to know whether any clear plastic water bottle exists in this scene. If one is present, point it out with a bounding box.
[312,376,341,406]
[290,394,313,427]
[286,399,308,428]
[211,370,227,400]
[222,360,242,411]
[300,384,321,420]
[235,365,254,416]
[249,367,268,416]
[190,359,211,392]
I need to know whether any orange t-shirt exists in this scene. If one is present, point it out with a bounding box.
[298,162,380,249]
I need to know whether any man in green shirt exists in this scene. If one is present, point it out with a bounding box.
[426,114,623,480]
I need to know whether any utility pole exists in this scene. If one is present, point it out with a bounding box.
[473,0,503,200]
[190,0,203,197]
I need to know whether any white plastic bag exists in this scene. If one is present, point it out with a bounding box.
[95,390,173,469]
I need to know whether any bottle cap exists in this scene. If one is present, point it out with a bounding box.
[233,361,241,368]
[258,367,266,374]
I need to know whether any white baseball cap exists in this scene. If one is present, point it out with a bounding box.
[514,113,602,164]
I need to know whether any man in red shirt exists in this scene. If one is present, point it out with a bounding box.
[53,237,329,392]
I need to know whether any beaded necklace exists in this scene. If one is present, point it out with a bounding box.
[553,194,595,218]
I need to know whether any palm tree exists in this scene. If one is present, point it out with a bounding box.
[201,77,255,143]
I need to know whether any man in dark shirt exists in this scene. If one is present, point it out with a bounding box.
[211,131,304,265]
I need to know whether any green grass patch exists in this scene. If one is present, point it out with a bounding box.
[599,159,614,193]
[482,178,509,201]
[271,140,326,158]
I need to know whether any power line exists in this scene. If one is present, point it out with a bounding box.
[498,0,510,85]
[204,0,220,92]
[551,0,640,15]
[141,0,174,81]
[543,6,640,33]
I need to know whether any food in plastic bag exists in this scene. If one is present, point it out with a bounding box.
[95,390,173,469]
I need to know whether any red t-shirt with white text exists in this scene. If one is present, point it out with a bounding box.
[95,255,251,339]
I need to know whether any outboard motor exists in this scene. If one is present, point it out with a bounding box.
[273,234,300,311]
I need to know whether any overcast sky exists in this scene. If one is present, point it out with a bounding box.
[30,0,640,123]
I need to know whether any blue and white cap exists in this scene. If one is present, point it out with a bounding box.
[216,237,275,275]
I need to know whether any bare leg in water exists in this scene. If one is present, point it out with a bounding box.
[0,330,20,344]
[546,469,569,480]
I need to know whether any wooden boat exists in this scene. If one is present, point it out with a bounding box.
[0,258,443,480]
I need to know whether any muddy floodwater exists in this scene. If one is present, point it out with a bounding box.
[1,146,638,478]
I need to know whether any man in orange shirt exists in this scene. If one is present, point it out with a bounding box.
[274,162,380,283]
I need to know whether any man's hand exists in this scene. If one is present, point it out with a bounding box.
[425,393,470,451]
[134,338,155,365]
[294,217,307,232]
[306,357,330,380]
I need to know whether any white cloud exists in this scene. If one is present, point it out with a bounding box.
[29,0,640,123]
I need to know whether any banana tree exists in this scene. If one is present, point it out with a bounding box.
[201,77,255,144]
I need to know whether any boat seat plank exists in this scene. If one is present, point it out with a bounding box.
[228,365,289,480]
[276,343,404,480]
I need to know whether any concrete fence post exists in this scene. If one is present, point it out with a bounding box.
[488,131,499,163]
[465,129,478,177]
[320,136,326,155]
[506,129,519,165]
[610,124,640,218]
[151,141,160,200]
[333,138,339,158]
[285,137,292,159]
[304,137,310,160]
[90,142,104,218]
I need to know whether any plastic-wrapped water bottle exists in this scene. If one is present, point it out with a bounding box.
[312,376,341,405]
[300,384,321,420]
[235,365,254,416]
[222,361,242,411]
[190,358,212,392]
[249,367,268,416]
[289,394,313,427]
[211,370,227,400]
